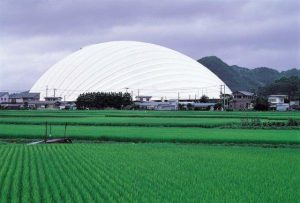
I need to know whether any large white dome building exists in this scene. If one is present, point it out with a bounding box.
[30,41,231,101]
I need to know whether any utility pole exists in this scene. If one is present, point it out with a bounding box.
[223,85,226,110]
[220,85,224,110]
[46,86,48,97]
[177,92,180,111]
[53,88,57,97]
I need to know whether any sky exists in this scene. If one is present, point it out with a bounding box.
[0,0,299,92]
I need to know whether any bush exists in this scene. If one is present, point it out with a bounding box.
[286,119,299,126]
[187,103,193,110]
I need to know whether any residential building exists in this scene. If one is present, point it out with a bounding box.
[193,102,216,110]
[268,95,287,105]
[229,91,255,110]
[44,97,62,102]
[135,96,152,102]
[0,91,40,109]
[9,91,40,103]
[135,100,178,110]
[268,95,289,111]
[0,92,9,103]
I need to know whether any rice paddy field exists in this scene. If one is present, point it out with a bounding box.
[0,110,299,202]
[0,110,299,144]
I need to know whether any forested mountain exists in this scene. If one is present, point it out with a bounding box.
[198,56,300,92]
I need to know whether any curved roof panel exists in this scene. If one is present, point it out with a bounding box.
[30,41,231,101]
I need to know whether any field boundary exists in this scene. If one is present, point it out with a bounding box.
[1,121,299,130]
[0,134,299,147]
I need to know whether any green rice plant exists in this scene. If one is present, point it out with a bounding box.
[286,118,300,126]
[0,124,299,145]
[1,110,299,129]
[0,144,298,202]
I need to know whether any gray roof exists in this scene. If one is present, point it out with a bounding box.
[135,101,165,106]
[9,91,40,99]
[135,95,152,98]
[193,103,216,107]
[0,92,9,97]
[233,91,254,96]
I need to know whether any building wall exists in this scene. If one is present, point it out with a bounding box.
[229,92,254,110]
[0,95,9,103]
[229,100,252,110]
[268,97,284,104]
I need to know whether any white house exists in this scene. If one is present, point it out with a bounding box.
[268,95,289,111]
[0,92,9,103]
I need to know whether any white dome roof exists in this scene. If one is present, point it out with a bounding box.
[30,41,231,101]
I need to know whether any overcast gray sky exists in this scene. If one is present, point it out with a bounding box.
[0,0,299,92]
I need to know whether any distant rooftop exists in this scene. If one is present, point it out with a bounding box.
[135,96,152,98]
[233,91,254,96]
[44,97,62,99]
[9,91,40,99]
[0,92,9,97]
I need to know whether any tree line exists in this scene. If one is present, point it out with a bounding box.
[254,76,300,110]
[258,76,300,100]
[76,92,133,109]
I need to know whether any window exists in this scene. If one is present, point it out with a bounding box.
[268,98,276,103]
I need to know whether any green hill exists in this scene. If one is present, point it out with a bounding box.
[198,56,300,92]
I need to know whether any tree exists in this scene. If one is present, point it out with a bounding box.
[76,92,133,109]
[178,103,185,110]
[258,76,300,101]
[253,97,269,111]
[199,95,209,103]
[214,102,222,110]
[187,103,193,110]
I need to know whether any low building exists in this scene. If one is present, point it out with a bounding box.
[0,91,77,110]
[44,97,62,102]
[268,95,289,111]
[0,91,40,109]
[193,102,216,110]
[135,96,152,102]
[0,92,9,104]
[229,91,255,110]
[135,100,217,111]
[276,103,290,111]
[27,101,60,109]
[289,100,300,111]
[135,100,178,110]
[156,103,177,110]
[9,91,40,103]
